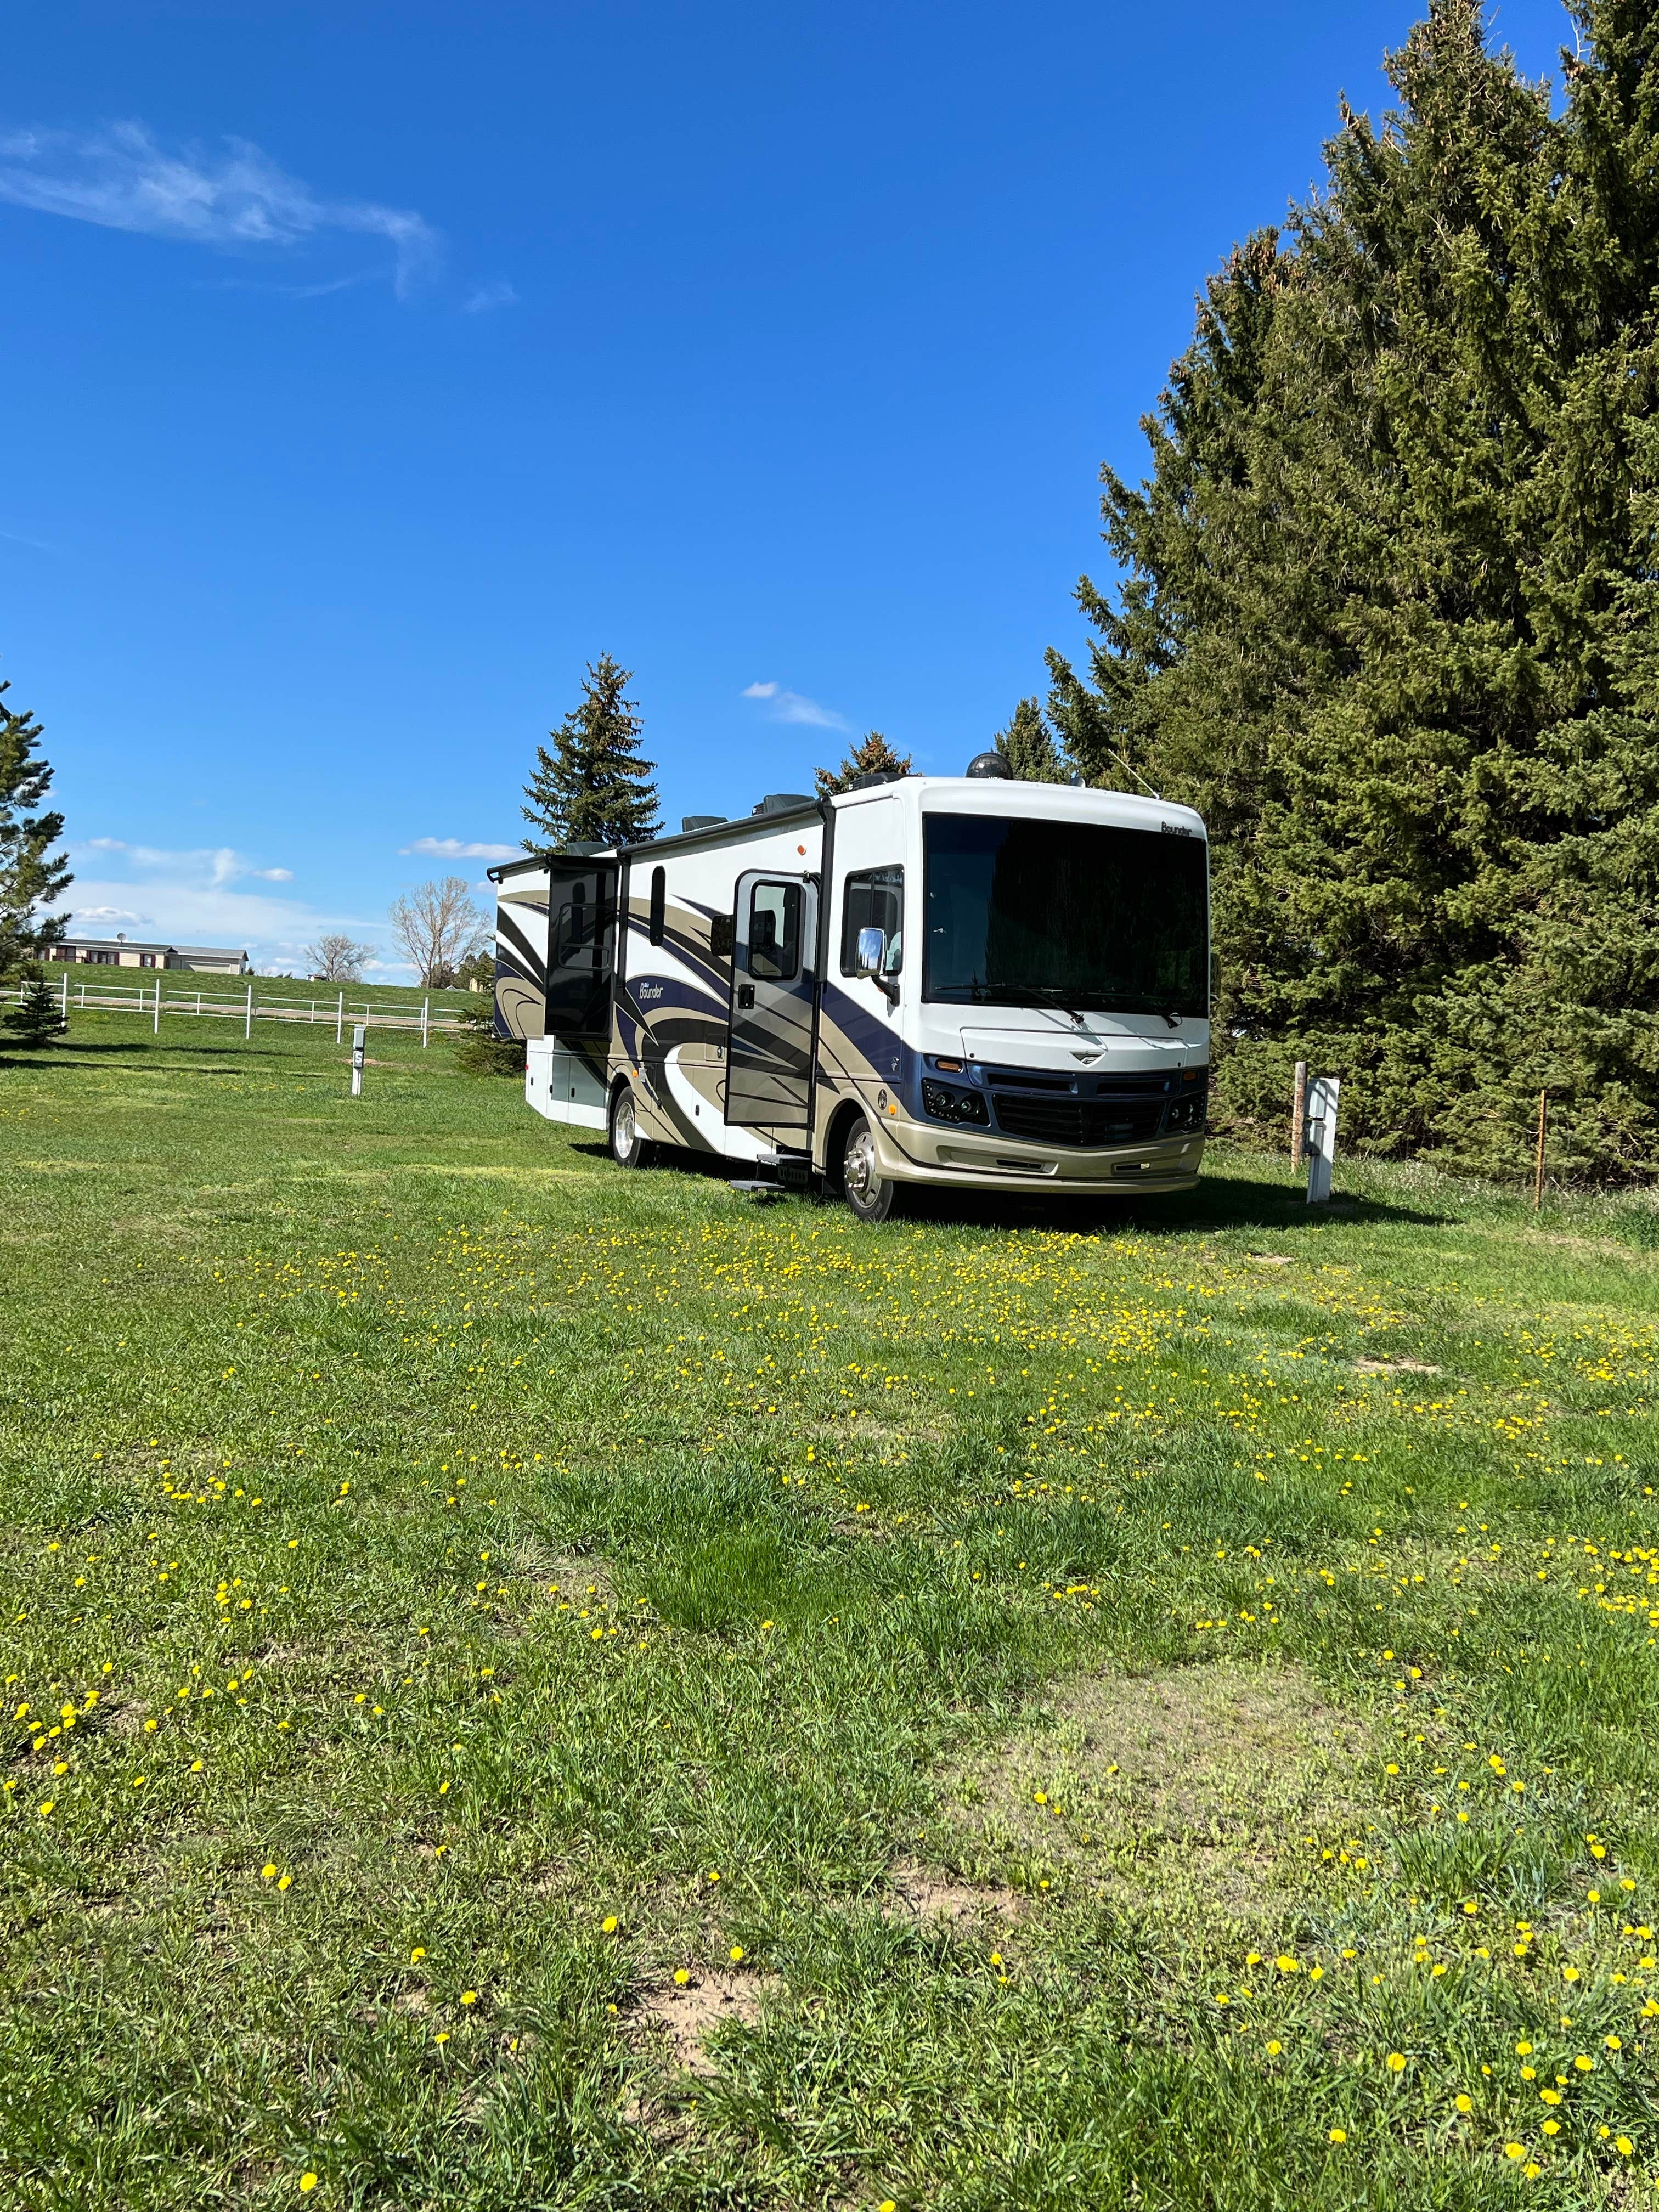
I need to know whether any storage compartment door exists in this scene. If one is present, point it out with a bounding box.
[726,871,817,1128]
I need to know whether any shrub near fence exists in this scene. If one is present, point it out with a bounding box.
[14,974,471,1041]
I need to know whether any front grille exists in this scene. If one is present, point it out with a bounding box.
[991,1094,1165,1148]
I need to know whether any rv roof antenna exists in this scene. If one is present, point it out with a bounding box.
[1106,749,1161,801]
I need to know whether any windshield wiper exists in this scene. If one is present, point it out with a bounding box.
[968,982,1088,1023]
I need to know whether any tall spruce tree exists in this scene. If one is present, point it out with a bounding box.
[994,697,1067,782]
[813,731,914,797]
[0,679,71,979]
[522,655,661,849]
[1049,0,1659,1181]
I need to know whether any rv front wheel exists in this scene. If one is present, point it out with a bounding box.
[608,1082,657,1169]
[841,1111,900,1223]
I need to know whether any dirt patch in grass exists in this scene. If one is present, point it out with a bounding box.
[936,1658,1378,1931]
[630,1967,777,2076]
[886,1858,1020,1926]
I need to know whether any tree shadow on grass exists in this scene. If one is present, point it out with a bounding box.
[0,1039,303,1072]
[562,1137,1453,1233]
[899,1177,1453,1236]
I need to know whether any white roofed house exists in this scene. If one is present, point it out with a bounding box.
[56,934,250,974]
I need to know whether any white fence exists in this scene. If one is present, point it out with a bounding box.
[14,977,469,1043]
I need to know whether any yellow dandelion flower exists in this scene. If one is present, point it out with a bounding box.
[1616,2137,1634,2156]
[1328,2127,1346,2144]
[601,1916,619,1934]
[729,1945,744,1963]
[261,1864,278,1880]
[1386,2052,1406,2073]
[673,1968,690,1986]
[1503,2142,1525,2160]
[299,2176,319,2194]
[460,1989,477,2005]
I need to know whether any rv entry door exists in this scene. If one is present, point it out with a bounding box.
[726,871,817,1128]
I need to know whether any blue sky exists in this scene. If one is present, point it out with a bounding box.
[7,0,1570,974]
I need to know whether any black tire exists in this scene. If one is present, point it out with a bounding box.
[608,1081,657,1169]
[841,1111,901,1223]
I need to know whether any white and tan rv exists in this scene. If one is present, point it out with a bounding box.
[488,760,1210,1220]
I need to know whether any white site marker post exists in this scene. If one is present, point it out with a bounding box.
[1305,1075,1340,1204]
[153,977,161,1034]
[351,1022,366,1098]
[245,984,253,1039]
[60,975,68,1020]
[421,996,429,1048]
[335,991,344,1046]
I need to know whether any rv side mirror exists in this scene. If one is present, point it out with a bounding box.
[855,926,887,975]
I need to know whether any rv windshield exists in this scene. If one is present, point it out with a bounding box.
[922,812,1208,1017]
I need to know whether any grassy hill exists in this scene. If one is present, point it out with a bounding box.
[2,1012,1656,2206]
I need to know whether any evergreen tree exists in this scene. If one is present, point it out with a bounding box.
[994,697,1067,782]
[2,967,65,1048]
[522,655,660,849]
[814,731,914,798]
[1050,0,1659,1182]
[0,680,71,979]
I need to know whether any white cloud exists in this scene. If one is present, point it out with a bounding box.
[741,680,845,729]
[463,279,517,313]
[400,835,518,862]
[76,903,149,924]
[0,122,440,298]
[50,837,374,968]
[84,838,294,886]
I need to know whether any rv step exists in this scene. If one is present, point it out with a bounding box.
[757,1152,814,1190]
[729,1178,787,1201]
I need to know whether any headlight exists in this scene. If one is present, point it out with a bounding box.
[921,1080,989,1126]
[1165,1090,1207,1133]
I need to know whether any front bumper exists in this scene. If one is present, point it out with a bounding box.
[868,1109,1203,1193]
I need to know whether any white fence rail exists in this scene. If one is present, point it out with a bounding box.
[13,978,470,1043]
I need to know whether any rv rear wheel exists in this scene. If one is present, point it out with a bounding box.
[840,1111,900,1223]
[608,1081,657,1169]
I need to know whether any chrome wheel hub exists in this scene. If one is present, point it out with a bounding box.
[845,1126,876,1199]
[613,1093,636,1158]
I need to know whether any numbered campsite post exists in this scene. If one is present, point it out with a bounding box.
[1305,1075,1340,1203]
[351,1023,366,1098]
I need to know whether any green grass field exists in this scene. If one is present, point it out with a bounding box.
[4,1014,1658,2209]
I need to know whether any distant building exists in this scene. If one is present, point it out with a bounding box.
[57,934,250,975]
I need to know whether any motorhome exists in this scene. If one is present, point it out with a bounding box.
[488,758,1210,1220]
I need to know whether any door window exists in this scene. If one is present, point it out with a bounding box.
[840,867,904,974]
[748,881,802,981]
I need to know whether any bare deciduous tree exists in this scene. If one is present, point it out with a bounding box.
[304,932,375,983]
[388,877,487,988]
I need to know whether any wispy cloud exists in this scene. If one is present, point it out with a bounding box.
[400,836,518,862]
[741,680,845,730]
[0,122,440,298]
[463,279,517,313]
[75,902,149,925]
[85,837,294,885]
[52,838,382,970]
